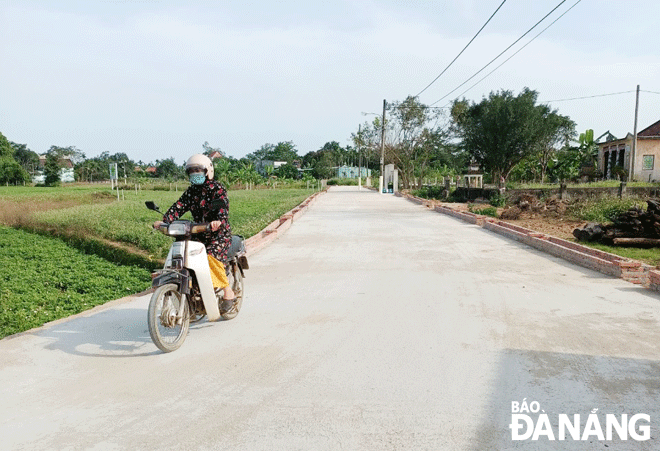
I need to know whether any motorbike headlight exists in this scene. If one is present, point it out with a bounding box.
[167,223,188,235]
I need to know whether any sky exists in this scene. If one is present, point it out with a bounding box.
[1,0,659,165]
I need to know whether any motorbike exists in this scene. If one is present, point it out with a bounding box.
[145,200,249,352]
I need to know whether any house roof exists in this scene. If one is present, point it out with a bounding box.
[638,119,660,137]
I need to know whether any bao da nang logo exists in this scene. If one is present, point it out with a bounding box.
[509,399,651,441]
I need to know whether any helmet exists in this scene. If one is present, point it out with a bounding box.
[185,154,214,180]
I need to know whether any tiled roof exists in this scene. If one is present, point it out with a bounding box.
[638,119,660,137]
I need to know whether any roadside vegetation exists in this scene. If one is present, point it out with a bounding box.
[0,225,150,338]
[566,197,646,223]
[0,185,318,338]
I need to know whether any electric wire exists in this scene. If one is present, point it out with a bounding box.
[428,0,570,107]
[414,0,507,98]
[642,90,660,95]
[439,0,584,107]
[543,90,635,103]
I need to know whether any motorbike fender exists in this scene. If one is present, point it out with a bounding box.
[152,269,190,293]
[186,241,221,321]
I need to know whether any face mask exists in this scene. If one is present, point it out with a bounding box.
[189,173,206,185]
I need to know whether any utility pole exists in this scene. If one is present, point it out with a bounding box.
[358,124,362,190]
[379,99,386,194]
[629,84,640,182]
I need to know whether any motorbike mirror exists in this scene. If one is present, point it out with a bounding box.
[145,201,160,212]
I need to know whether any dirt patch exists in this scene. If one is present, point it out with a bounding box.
[428,199,585,241]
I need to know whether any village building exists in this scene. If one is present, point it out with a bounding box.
[32,155,75,183]
[597,119,660,182]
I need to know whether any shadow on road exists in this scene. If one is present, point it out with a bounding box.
[471,349,660,450]
[38,307,159,358]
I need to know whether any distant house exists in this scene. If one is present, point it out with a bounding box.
[145,166,157,175]
[32,155,75,183]
[208,151,223,160]
[255,160,288,176]
[597,119,660,182]
[335,165,371,179]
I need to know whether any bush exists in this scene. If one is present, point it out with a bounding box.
[326,178,358,186]
[469,205,498,218]
[568,197,646,223]
[412,185,446,199]
[489,191,506,207]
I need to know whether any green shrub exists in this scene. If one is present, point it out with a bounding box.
[489,191,507,207]
[326,178,358,186]
[468,205,498,218]
[568,197,646,223]
[412,185,446,200]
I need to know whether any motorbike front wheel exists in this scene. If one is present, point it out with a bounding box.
[148,283,190,352]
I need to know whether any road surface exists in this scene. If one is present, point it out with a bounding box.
[1,186,659,450]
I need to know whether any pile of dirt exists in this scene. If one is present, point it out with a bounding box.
[499,194,568,220]
[427,197,583,241]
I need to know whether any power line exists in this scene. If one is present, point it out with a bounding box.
[429,0,570,107]
[414,0,507,98]
[442,0,584,106]
[642,90,660,95]
[543,90,635,103]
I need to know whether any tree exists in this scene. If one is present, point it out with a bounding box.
[0,132,12,158]
[386,96,449,189]
[0,133,30,184]
[155,158,182,179]
[75,152,137,182]
[451,88,566,185]
[246,141,299,164]
[531,109,576,183]
[44,149,63,186]
[312,152,335,179]
[547,129,598,182]
[274,163,299,180]
[10,142,39,175]
[350,119,384,172]
[0,157,30,184]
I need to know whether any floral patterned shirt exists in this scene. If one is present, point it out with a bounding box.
[163,179,232,262]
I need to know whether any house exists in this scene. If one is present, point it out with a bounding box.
[208,151,223,160]
[145,166,157,175]
[32,155,75,183]
[255,160,288,176]
[335,165,372,179]
[597,119,660,182]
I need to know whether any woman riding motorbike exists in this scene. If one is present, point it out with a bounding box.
[153,154,236,312]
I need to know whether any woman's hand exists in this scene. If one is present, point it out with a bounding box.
[210,220,222,231]
[153,220,164,229]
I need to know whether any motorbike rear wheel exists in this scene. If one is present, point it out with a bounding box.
[148,283,190,352]
[221,263,243,320]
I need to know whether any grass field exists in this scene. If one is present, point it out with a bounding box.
[0,184,318,338]
[0,225,151,338]
[27,188,318,260]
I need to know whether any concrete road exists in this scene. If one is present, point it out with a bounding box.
[1,186,659,450]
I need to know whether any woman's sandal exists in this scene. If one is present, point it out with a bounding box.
[220,297,237,313]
